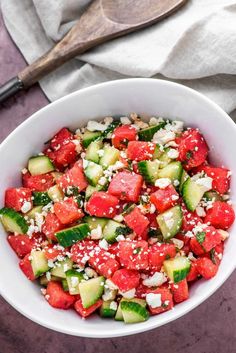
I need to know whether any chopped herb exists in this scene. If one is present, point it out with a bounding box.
[122,204,135,215]
[165,254,171,260]
[115,226,132,237]
[196,231,206,244]
[133,247,142,255]
[186,151,193,160]
[102,121,120,138]
[161,302,168,309]
[65,186,79,196]
[210,249,217,265]
[75,195,84,208]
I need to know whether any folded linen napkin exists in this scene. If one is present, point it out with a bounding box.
[1,0,236,114]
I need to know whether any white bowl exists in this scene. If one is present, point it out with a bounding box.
[0,78,235,338]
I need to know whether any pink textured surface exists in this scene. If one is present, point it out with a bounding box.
[0,11,236,353]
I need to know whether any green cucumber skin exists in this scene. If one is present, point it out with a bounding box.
[138,160,159,184]
[182,178,205,212]
[138,122,166,141]
[120,301,149,323]
[85,140,103,164]
[55,224,90,247]
[173,267,190,283]
[102,121,120,138]
[0,207,29,234]
[62,279,69,291]
[82,131,102,148]
[33,192,51,206]
[157,205,183,240]
[158,161,183,184]
[28,156,54,175]
[79,276,105,308]
[99,301,117,318]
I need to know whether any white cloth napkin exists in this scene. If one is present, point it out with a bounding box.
[1,0,236,114]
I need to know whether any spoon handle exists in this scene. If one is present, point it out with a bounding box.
[0,77,24,104]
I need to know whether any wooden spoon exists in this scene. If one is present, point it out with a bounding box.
[0,0,188,103]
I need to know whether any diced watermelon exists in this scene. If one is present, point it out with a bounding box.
[111,268,140,292]
[181,204,203,232]
[108,242,120,261]
[171,279,189,303]
[186,261,199,282]
[146,287,173,315]
[70,240,97,267]
[86,192,119,218]
[204,201,235,230]
[50,127,74,150]
[178,129,208,170]
[108,171,143,203]
[124,207,149,237]
[88,248,120,278]
[42,212,64,241]
[22,172,55,192]
[148,243,176,271]
[74,299,103,318]
[46,281,75,309]
[43,244,67,261]
[57,161,88,191]
[19,254,35,281]
[112,125,137,149]
[195,257,218,279]
[127,141,156,161]
[135,283,149,299]
[45,142,77,169]
[8,235,34,258]
[54,197,84,224]
[190,226,222,255]
[200,165,230,194]
[150,185,179,213]
[119,240,149,270]
[5,187,32,212]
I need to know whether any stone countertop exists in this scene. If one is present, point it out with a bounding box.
[0,11,236,353]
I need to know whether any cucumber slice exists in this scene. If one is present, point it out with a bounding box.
[157,205,182,240]
[99,301,117,318]
[99,146,120,169]
[103,220,126,243]
[48,185,64,202]
[0,207,28,234]
[32,191,51,206]
[158,148,172,169]
[85,140,103,163]
[158,161,183,184]
[84,216,108,230]
[66,269,85,295]
[82,130,102,148]
[204,191,222,202]
[85,162,104,186]
[85,184,107,200]
[138,160,160,184]
[152,144,163,160]
[115,298,146,321]
[79,276,105,308]
[31,250,49,277]
[55,223,90,247]
[182,178,205,211]
[39,275,61,286]
[138,122,166,141]
[164,256,191,283]
[26,206,43,220]
[62,278,69,291]
[51,258,73,278]
[179,170,189,193]
[121,301,149,324]
[102,121,120,138]
[28,156,54,175]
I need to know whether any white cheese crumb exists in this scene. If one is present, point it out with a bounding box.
[99,238,109,250]
[106,279,118,290]
[98,177,107,186]
[149,117,161,126]
[146,293,162,308]
[104,116,113,125]
[90,225,103,240]
[110,301,118,311]
[152,129,175,145]
[97,149,105,157]
[167,148,179,159]
[155,178,171,188]
[196,206,206,217]
[21,168,28,174]
[120,116,131,125]
[218,229,229,241]
[119,288,136,299]
[195,177,213,192]
[143,272,167,287]
[21,201,32,214]
[114,214,124,222]
[84,267,97,278]
[71,276,79,287]
[116,234,125,242]
[172,238,184,249]
[82,159,89,169]
[102,288,117,301]
[46,272,51,281]
[149,204,156,214]
[87,120,107,132]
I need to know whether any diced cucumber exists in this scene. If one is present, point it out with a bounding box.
[51,258,73,278]
[204,190,222,202]
[179,170,189,193]
[31,250,49,277]
[138,160,160,184]
[152,144,163,160]
[28,155,54,175]
[99,301,117,318]
[26,206,43,220]
[103,220,126,243]
[121,301,149,324]
[79,276,105,308]
[99,146,120,169]
[157,205,182,240]
[85,184,107,200]
[84,216,108,230]
[164,256,191,283]
[0,207,28,234]
[115,298,146,321]
[62,278,69,291]
[39,274,61,286]
[48,185,64,202]
[158,148,172,169]
[66,269,85,295]
[85,140,103,163]
[102,121,120,138]
[182,178,205,211]
[138,122,166,141]
[32,191,51,206]
[82,130,102,148]
[158,161,183,184]
[55,223,90,247]
[85,162,104,186]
